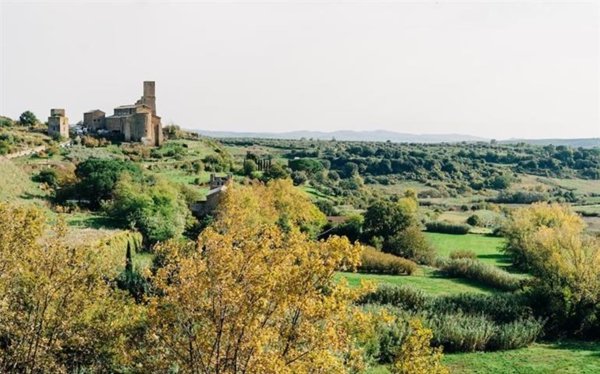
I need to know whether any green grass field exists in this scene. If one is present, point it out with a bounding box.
[0,159,48,203]
[365,341,600,374]
[424,232,509,268]
[338,232,511,295]
[337,268,495,295]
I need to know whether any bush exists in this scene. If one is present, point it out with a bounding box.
[360,289,544,354]
[425,221,470,235]
[427,312,495,352]
[449,250,477,260]
[33,168,59,188]
[385,226,436,265]
[429,293,532,324]
[359,247,417,275]
[359,285,429,311]
[487,318,544,351]
[73,158,142,209]
[494,190,548,204]
[439,258,522,292]
[466,214,482,227]
[393,318,449,374]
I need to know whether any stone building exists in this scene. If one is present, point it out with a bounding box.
[190,174,233,216]
[83,109,105,131]
[48,109,69,139]
[83,81,163,146]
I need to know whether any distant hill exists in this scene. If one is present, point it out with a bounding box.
[194,129,599,148]
[194,129,488,143]
[500,138,600,148]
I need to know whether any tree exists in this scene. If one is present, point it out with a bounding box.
[503,203,585,268]
[504,203,600,336]
[18,110,38,126]
[291,170,308,185]
[466,214,482,227]
[488,174,512,190]
[343,162,359,178]
[143,181,367,373]
[385,226,435,265]
[363,199,415,240]
[243,158,258,176]
[74,158,142,209]
[0,203,141,372]
[393,319,448,374]
[262,162,289,182]
[288,158,324,174]
[107,175,190,245]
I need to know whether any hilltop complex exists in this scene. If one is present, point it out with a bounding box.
[83,81,163,146]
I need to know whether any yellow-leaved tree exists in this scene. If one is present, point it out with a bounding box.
[0,203,141,373]
[142,180,369,373]
[504,203,600,336]
[393,319,448,374]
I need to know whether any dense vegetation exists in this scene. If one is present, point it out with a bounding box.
[1,124,599,373]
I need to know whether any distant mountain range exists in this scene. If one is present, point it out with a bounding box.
[194,129,600,148]
[194,130,487,143]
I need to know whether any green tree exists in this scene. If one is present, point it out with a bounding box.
[107,175,190,245]
[243,158,258,176]
[262,162,289,181]
[18,110,38,127]
[363,199,415,240]
[74,158,142,209]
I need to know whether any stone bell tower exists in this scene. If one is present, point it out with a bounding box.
[138,81,156,115]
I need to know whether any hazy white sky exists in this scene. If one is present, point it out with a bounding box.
[1,0,598,139]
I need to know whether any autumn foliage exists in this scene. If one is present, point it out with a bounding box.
[0,179,448,372]
[143,180,368,372]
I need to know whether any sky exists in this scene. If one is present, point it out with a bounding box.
[0,0,598,139]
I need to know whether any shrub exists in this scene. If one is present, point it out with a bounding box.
[439,259,522,291]
[466,214,482,227]
[361,290,544,355]
[425,221,470,235]
[359,247,417,275]
[487,318,544,351]
[385,226,436,265]
[33,168,59,188]
[359,285,429,311]
[449,250,477,260]
[427,312,496,352]
[494,190,548,204]
[393,318,448,374]
[429,293,532,324]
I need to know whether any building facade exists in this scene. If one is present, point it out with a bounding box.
[83,81,163,146]
[48,108,69,139]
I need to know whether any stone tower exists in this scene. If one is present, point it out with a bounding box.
[48,108,69,139]
[140,81,156,115]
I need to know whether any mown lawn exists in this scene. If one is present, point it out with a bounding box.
[365,341,600,374]
[337,268,496,296]
[424,232,510,268]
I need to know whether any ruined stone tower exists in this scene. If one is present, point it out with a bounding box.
[48,109,69,139]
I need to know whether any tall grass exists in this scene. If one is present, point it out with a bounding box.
[359,285,544,358]
[425,221,471,235]
[359,247,417,275]
[438,258,522,291]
